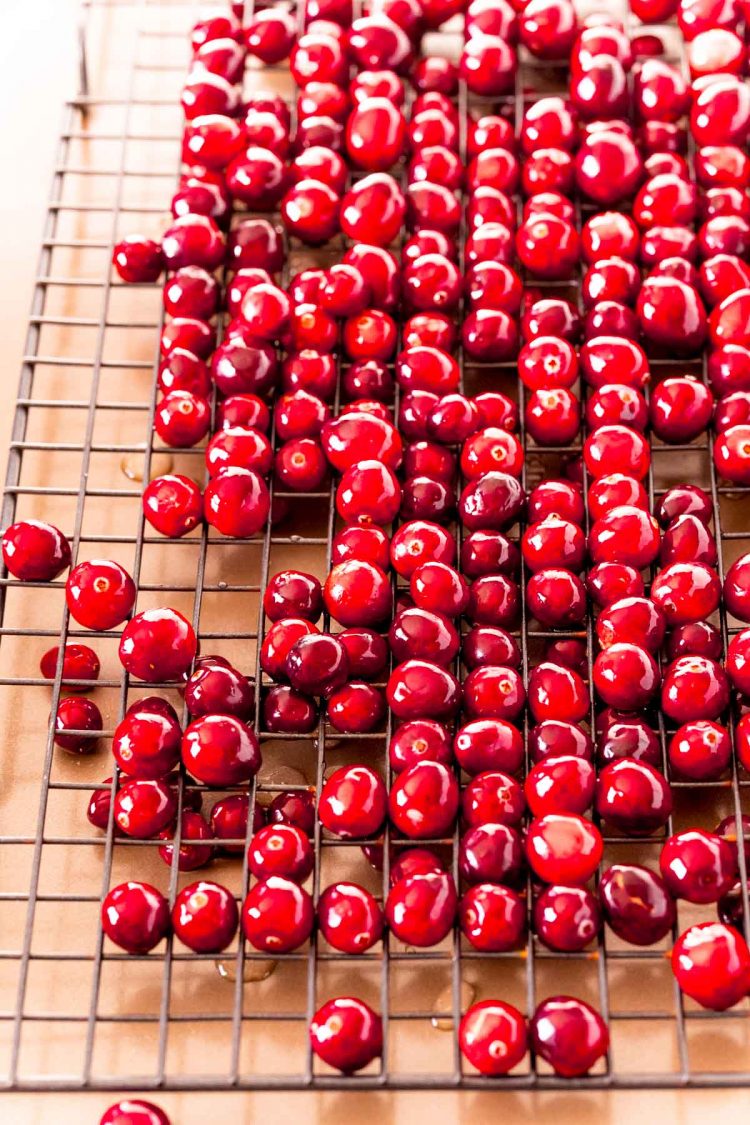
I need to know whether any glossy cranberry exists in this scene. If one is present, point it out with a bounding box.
[691,77,750,146]
[389,607,458,668]
[389,521,454,580]
[65,559,135,631]
[389,760,459,840]
[321,412,402,473]
[527,662,589,725]
[526,568,586,629]
[161,317,215,360]
[227,219,284,275]
[636,277,708,355]
[599,864,675,946]
[204,467,270,538]
[154,389,210,449]
[598,599,665,657]
[263,570,322,624]
[596,759,672,837]
[244,7,295,61]
[337,628,388,681]
[290,147,347,195]
[696,144,750,189]
[328,682,385,733]
[100,1099,170,1125]
[459,999,527,1076]
[181,713,261,787]
[186,660,254,720]
[408,562,466,620]
[661,655,730,725]
[521,519,584,576]
[666,621,723,662]
[716,813,750,873]
[576,130,643,206]
[263,791,314,838]
[463,664,525,721]
[318,764,387,840]
[161,214,224,272]
[113,778,176,839]
[672,921,750,1010]
[458,823,523,888]
[113,235,164,283]
[310,996,382,1073]
[525,757,596,818]
[171,880,238,954]
[317,882,383,955]
[531,996,608,1077]
[112,706,179,779]
[463,627,521,673]
[40,643,99,691]
[660,829,735,905]
[587,474,648,521]
[534,885,601,952]
[141,474,202,539]
[157,348,211,398]
[323,560,392,627]
[101,881,169,954]
[386,870,457,946]
[526,813,603,885]
[156,807,213,870]
[459,882,525,953]
[246,823,313,884]
[386,658,461,721]
[209,794,261,855]
[525,483,582,529]
[1,518,70,582]
[278,178,339,244]
[242,875,314,953]
[388,722,450,776]
[462,770,525,829]
[262,684,318,733]
[118,607,196,683]
[126,695,180,722]
[458,473,525,534]
[597,715,661,768]
[584,426,650,483]
[51,696,101,754]
[650,562,721,627]
[459,35,516,96]
[530,720,594,764]
[724,552,750,622]
[588,505,661,569]
[657,485,712,528]
[544,638,587,673]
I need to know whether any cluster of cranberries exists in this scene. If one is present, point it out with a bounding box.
[10,0,750,1088]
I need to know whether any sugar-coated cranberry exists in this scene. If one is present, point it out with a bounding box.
[459,1000,527,1076]
[660,829,736,904]
[310,997,382,1073]
[526,813,603,885]
[530,996,609,1077]
[672,922,750,1010]
[101,881,170,954]
[595,759,672,837]
[599,864,676,946]
[318,882,384,953]
[534,884,601,952]
[242,875,314,953]
[386,870,457,946]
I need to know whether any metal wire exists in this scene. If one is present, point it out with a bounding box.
[1,0,750,1095]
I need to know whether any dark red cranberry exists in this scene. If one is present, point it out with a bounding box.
[596,759,672,836]
[660,829,735,904]
[534,885,601,952]
[530,996,609,1077]
[266,789,316,836]
[53,696,102,753]
[40,642,100,689]
[389,761,459,839]
[158,810,213,872]
[463,665,525,722]
[389,719,452,773]
[185,660,254,719]
[264,570,322,623]
[324,560,392,627]
[526,568,586,629]
[530,725,592,770]
[459,883,525,952]
[209,794,262,855]
[588,505,661,569]
[462,626,520,672]
[319,765,387,839]
[387,658,461,721]
[101,881,169,953]
[338,628,388,680]
[262,685,318,734]
[317,882,384,953]
[599,863,675,946]
[310,997,382,1073]
[593,643,660,711]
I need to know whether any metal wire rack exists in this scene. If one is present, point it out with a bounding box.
[2,0,750,1095]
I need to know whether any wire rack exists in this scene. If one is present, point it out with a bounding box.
[2,0,750,1095]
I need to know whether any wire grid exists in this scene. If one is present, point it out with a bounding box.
[1,0,750,1094]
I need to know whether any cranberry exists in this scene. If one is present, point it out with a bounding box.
[458,472,525,533]
[588,505,661,569]
[593,643,660,711]
[66,559,135,630]
[666,620,723,661]
[204,467,270,538]
[463,626,521,672]
[587,384,648,431]
[657,484,713,526]
[527,662,590,724]
[530,996,608,1077]
[527,480,584,526]
[319,765,387,839]
[459,999,527,1076]
[459,822,523,887]
[525,757,596,817]
[460,883,525,952]
[597,715,661,768]
[171,879,238,954]
[328,682,385,733]
[662,655,729,722]
[459,35,517,95]
[114,778,176,839]
[112,708,180,779]
[584,425,650,481]
[596,759,672,836]
[526,813,603,885]
[118,607,196,683]
[317,882,384,953]
[454,719,523,776]
[526,568,586,629]
[40,642,100,688]
[724,552,750,621]
[100,1099,170,1125]
[576,130,643,206]
[672,922,750,1010]
[53,696,102,753]
[248,823,314,884]
[285,633,349,697]
[530,720,594,764]
[660,829,735,904]
[264,683,316,731]
[161,317,215,360]
[387,659,461,721]
[260,619,319,681]
[389,848,445,886]
[589,472,648,520]
[266,789,315,836]
[185,660,254,719]
[113,235,164,283]
[581,335,649,390]
[310,997,382,1073]
[599,864,675,946]
[386,870,457,946]
[157,809,213,872]
[245,8,295,62]
[389,719,452,773]
[322,411,402,471]
[324,560,392,626]
[101,881,169,954]
[242,875,314,953]
[389,761,459,839]
[338,628,388,679]
[534,885,601,952]
[462,770,525,828]
[182,713,261,785]
[389,607,459,667]
[463,665,525,722]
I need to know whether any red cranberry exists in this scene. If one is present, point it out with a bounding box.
[597,715,661,768]
[324,560,392,627]
[263,684,318,733]
[576,130,643,206]
[266,789,315,836]
[113,236,164,283]
[454,719,523,777]
[660,829,735,904]
[248,823,314,883]
[172,880,238,953]
[672,922,750,1010]
[114,778,176,839]
[337,628,388,679]
[327,682,385,733]
[101,881,169,953]
[525,757,595,817]
[460,883,525,952]
[118,607,196,683]
[66,559,135,630]
[319,765,387,839]
[385,870,457,946]
[389,607,459,667]
[142,475,202,539]
[100,1099,170,1125]
[310,997,382,1073]
[463,626,521,672]
[389,719,452,773]
[242,875,314,952]
[580,335,649,390]
[317,882,384,953]
[530,996,608,1077]
[599,863,675,946]
[527,662,590,724]
[526,813,603,885]
[40,642,100,688]
[389,761,459,839]
[596,759,672,836]
[593,643,660,711]
[459,822,523,887]
[182,713,261,785]
[526,568,587,629]
[534,885,601,952]
[666,620,723,661]
[459,1000,527,1076]
[53,696,102,753]
[459,35,517,95]
[260,619,319,681]
[387,659,461,721]
[185,660,254,719]
[462,770,525,828]
[463,665,525,721]
[285,633,349,697]
[588,505,661,569]
[661,655,729,722]
[157,809,213,872]
[584,425,650,481]
[112,708,180,779]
